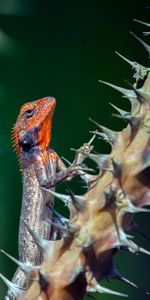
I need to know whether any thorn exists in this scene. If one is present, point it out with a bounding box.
[116,191,150,214]
[99,79,136,100]
[115,51,149,82]
[124,79,146,103]
[66,185,86,212]
[0,273,25,296]
[115,51,138,68]
[111,112,140,129]
[75,165,97,188]
[109,264,150,295]
[143,31,150,37]
[61,156,71,166]
[109,102,134,124]
[41,187,71,206]
[134,19,150,27]
[111,159,122,178]
[0,249,40,277]
[127,205,150,214]
[130,31,150,57]
[132,245,150,256]
[89,130,109,143]
[109,102,130,117]
[23,220,51,254]
[89,118,118,145]
[120,276,150,295]
[89,282,128,297]
[46,218,69,233]
[87,131,97,145]
[118,230,150,255]
[88,153,109,169]
[52,208,69,226]
[89,130,116,152]
[41,188,76,218]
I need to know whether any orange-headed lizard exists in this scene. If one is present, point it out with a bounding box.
[6,97,91,299]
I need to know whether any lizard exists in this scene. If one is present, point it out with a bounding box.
[6,96,92,300]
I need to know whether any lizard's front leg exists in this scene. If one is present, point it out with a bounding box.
[35,144,94,189]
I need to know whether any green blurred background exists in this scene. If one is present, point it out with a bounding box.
[0,0,150,299]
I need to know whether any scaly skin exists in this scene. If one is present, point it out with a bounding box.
[6,97,70,299]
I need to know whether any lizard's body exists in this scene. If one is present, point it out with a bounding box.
[6,96,91,300]
[6,97,67,299]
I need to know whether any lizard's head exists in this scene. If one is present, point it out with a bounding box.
[12,97,56,156]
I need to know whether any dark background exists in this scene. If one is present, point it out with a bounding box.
[0,0,150,299]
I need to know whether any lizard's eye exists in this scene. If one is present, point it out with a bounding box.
[24,109,34,119]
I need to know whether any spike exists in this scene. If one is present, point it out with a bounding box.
[77,168,98,188]
[61,156,71,166]
[99,79,136,100]
[121,277,150,295]
[109,102,130,117]
[0,273,25,297]
[143,31,150,36]
[115,51,138,68]
[89,118,118,145]
[134,19,150,27]
[115,51,148,82]
[126,204,150,214]
[88,153,109,169]
[23,220,51,254]
[47,203,69,226]
[129,244,150,256]
[46,218,69,234]
[109,103,139,126]
[41,187,77,219]
[66,186,86,212]
[47,217,78,241]
[88,282,128,297]
[124,79,146,103]
[130,31,150,57]
[41,187,71,206]
[118,230,150,255]
[110,159,122,178]
[87,131,97,145]
[108,264,150,295]
[52,208,69,226]
[116,191,150,214]
[90,130,109,143]
[0,249,40,277]
[111,112,139,126]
